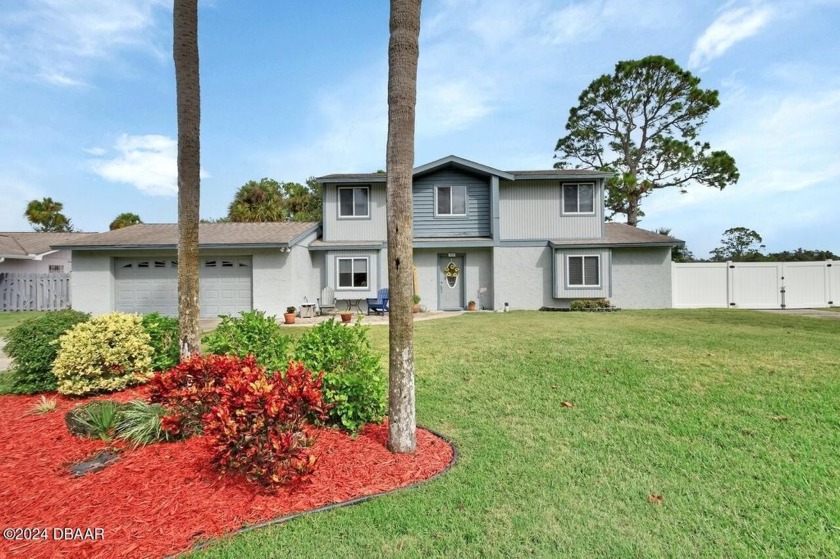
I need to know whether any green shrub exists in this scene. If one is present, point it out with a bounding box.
[53,312,154,396]
[65,400,126,441]
[115,400,173,447]
[141,313,180,371]
[3,309,90,394]
[291,318,386,433]
[204,310,292,372]
[570,298,611,310]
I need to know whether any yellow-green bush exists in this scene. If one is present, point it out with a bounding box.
[53,312,154,396]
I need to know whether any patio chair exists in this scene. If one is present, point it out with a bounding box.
[317,286,336,316]
[366,288,389,315]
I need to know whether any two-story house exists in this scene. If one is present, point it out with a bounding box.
[315,155,680,311]
[56,155,680,318]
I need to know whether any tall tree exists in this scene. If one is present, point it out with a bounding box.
[282,178,322,222]
[227,178,286,222]
[173,0,201,357]
[385,0,421,454]
[24,197,74,232]
[710,227,765,261]
[109,212,142,230]
[555,55,739,226]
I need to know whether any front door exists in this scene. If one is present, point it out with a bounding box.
[438,254,465,310]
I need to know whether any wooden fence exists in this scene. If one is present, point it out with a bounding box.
[672,261,837,309]
[0,273,71,312]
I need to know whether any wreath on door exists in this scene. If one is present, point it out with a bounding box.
[444,261,460,288]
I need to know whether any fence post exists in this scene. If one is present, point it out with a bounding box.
[726,261,735,308]
[828,260,835,306]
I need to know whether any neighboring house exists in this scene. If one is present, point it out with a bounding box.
[54,155,681,318]
[0,232,89,274]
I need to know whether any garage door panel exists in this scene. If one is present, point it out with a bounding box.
[116,257,251,318]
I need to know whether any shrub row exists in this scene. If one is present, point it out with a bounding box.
[569,298,612,310]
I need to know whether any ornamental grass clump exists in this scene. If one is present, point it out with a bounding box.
[53,312,153,396]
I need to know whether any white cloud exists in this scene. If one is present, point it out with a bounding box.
[89,134,180,196]
[689,3,775,68]
[0,0,169,85]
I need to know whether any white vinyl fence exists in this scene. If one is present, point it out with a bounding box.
[0,272,71,312]
[672,261,838,309]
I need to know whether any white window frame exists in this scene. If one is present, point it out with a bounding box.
[566,255,601,287]
[434,185,467,217]
[562,183,596,215]
[337,186,370,219]
[336,256,369,290]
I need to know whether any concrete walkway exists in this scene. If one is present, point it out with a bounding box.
[200,309,465,331]
[760,308,840,320]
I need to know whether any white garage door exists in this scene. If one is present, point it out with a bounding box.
[115,257,252,318]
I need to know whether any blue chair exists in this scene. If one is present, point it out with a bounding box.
[366,288,389,315]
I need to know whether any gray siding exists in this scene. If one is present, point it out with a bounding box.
[611,247,672,308]
[499,179,603,240]
[324,249,381,299]
[413,169,491,238]
[323,183,387,242]
[553,248,611,299]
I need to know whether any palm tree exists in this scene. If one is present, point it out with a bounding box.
[385,0,421,454]
[24,197,74,232]
[227,179,286,222]
[109,212,142,230]
[173,0,201,357]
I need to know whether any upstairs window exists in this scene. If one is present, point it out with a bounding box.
[567,255,600,287]
[563,183,595,214]
[338,187,369,218]
[337,257,368,289]
[435,185,467,216]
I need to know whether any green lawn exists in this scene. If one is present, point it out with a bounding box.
[192,310,840,558]
[0,311,44,339]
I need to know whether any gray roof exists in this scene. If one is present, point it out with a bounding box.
[52,222,320,250]
[317,155,612,183]
[551,223,683,247]
[0,232,94,258]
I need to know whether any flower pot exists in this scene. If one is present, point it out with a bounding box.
[340,312,353,323]
[412,304,420,313]
[284,313,296,325]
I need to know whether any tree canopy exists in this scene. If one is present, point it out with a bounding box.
[109,212,142,230]
[24,197,74,232]
[710,227,766,261]
[226,178,321,222]
[555,55,739,226]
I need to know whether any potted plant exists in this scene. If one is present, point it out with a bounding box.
[412,294,421,313]
[340,311,353,323]
[284,306,296,325]
[467,300,476,311]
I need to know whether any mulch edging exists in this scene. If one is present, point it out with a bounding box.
[0,390,455,559]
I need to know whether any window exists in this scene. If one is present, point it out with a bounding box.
[49,265,64,273]
[436,185,467,216]
[338,187,369,218]
[563,183,595,214]
[337,257,368,289]
[567,255,600,287]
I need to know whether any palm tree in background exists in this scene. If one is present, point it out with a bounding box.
[227,179,286,222]
[24,197,74,232]
[109,212,142,230]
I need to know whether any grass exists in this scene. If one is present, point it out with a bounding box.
[0,311,45,339]
[192,309,840,558]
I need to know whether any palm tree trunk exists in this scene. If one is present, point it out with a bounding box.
[173,0,201,357]
[385,0,421,454]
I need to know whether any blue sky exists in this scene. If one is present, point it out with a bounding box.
[1,0,838,257]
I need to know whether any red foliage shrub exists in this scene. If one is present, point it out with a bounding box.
[204,361,328,487]
[148,354,259,437]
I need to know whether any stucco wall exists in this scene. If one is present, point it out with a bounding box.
[492,246,555,310]
[610,247,672,308]
[413,248,493,310]
[0,250,73,274]
[70,251,114,315]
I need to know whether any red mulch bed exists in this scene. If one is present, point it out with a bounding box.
[0,388,453,558]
